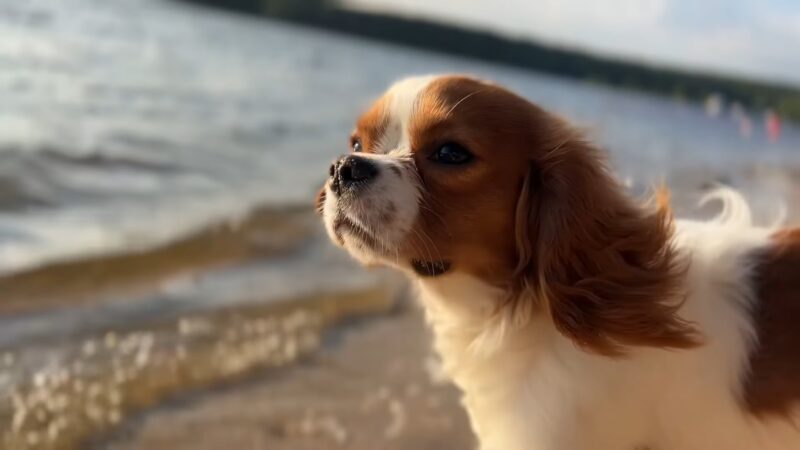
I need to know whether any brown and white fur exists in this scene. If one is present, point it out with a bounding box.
[316,74,800,450]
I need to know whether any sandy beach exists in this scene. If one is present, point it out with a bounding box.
[93,299,474,450]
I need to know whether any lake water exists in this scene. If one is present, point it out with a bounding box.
[0,0,799,448]
[2,0,799,277]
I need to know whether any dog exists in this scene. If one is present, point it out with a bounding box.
[316,74,800,450]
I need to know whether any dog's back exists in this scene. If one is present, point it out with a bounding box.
[746,228,800,416]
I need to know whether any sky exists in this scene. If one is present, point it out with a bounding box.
[345,0,800,86]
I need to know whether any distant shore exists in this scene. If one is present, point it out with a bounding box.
[179,0,800,123]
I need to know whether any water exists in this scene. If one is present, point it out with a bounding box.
[0,0,799,448]
[2,0,799,276]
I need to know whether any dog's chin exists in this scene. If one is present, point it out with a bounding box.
[324,210,391,267]
[339,231,387,267]
[332,223,454,277]
[324,209,454,276]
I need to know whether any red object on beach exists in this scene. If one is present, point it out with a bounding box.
[765,110,781,143]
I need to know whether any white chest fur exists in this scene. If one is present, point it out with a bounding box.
[418,273,652,450]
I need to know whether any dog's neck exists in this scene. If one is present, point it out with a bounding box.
[415,271,604,450]
[415,272,565,385]
[417,272,500,326]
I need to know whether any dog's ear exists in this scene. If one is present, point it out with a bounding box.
[511,127,699,355]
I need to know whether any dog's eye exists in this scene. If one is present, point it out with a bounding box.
[352,140,363,153]
[430,143,473,165]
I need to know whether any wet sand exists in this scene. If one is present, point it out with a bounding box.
[94,300,474,450]
[0,283,403,450]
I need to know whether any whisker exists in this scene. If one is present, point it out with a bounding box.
[446,89,484,117]
[408,227,436,264]
[409,226,442,264]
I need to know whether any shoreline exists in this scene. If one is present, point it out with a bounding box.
[0,205,317,315]
[92,298,474,450]
[0,282,403,450]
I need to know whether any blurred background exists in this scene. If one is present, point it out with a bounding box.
[0,0,798,449]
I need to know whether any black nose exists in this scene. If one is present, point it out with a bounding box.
[331,155,378,194]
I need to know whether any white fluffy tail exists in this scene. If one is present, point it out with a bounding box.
[699,186,786,230]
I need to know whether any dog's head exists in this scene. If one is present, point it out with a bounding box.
[317,75,697,353]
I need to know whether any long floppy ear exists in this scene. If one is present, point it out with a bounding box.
[512,125,699,355]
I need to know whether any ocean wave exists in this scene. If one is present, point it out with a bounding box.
[0,203,319,314]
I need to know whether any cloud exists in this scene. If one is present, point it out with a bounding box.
[344,0,800,85]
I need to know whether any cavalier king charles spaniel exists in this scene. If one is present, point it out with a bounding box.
[316,75,800,450]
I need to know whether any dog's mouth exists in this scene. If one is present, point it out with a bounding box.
[333,215,381,250]
[333,215,451,277]
[411,259,452,277]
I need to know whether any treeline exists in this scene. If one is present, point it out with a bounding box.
[181,0,800,122]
